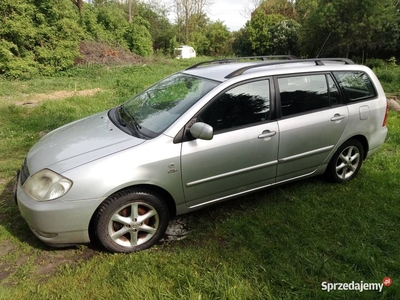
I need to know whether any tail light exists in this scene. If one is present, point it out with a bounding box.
[382,101,388,127]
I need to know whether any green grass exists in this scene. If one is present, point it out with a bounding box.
[0,60,399,299]
[373,64,400,97]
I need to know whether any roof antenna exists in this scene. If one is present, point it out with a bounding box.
[316,33,331,58]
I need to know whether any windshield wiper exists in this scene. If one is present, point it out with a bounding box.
[118,105,128,127]
[119,105,142,134]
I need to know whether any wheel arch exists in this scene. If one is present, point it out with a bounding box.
[346,134,369,160]
[88,184,177,244]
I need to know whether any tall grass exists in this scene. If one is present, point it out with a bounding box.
[369,59,400,97]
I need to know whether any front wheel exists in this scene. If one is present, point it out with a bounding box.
[93,188,169,253]
[326,139,364,183]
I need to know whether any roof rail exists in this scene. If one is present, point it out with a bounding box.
[185,55,298,70]
[225,58,355,78]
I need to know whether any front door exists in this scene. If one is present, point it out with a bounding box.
[180,79,279,209]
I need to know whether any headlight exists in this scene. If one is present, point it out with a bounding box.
[23,169,73,201]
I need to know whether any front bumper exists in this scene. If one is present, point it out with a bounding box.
[15,172,105,247]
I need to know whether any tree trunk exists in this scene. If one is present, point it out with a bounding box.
[70,0,83,15]
[128,0,133,23]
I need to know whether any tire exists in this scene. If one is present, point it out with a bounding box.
[326,139,364,183]
[93,188,169,253]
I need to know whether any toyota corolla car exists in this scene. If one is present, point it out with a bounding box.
[15,57,388,253]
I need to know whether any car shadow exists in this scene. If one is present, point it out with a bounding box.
[1,176,195,252]
[1,173,325,252]
[0,177,103,252]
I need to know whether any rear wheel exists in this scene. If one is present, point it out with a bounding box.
[93,188,169,253]
[326,139,364,183]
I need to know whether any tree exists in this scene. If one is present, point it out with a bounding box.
[256,0,297,20]
[232,28,253,56]
[269,19,300,55]
[300,0,399,57]
[136,1,175,54]
[234,0,302,56]
[241,0,264,19]
[124,16,153,56]
[204,21,232,55]
[173,0,213,44]
[70,0,83,14]
[240,10,287,55]
[294,0,318,21]
[94,3,130,47]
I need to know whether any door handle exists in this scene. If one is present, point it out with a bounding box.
[258,130,276,139]
[331,114,346,122]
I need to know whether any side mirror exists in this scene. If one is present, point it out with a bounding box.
[189,122,213,140]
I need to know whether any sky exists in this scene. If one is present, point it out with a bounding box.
[86,0,251,31]
[165,0,251,32]
[206,0,250,31]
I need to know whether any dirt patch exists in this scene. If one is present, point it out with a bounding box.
[0,262,13,282]
[0,240,17,282]
[34,246,98,282]
[0,239,16,257]
[0,241,99,285]
[0,217,191,285]
[0,178,10,187]
[15,88,103,107]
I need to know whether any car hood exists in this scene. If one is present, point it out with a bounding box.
[27,110,145,174]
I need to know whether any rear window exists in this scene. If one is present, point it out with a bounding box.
[333,71,377,101]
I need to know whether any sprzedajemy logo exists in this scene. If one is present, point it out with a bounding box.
[321,277,392,293]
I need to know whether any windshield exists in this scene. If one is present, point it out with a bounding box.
[122,73,219,137]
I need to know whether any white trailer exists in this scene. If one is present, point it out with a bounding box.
[174,45,196,59]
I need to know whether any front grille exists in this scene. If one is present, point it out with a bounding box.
[20,158,30,185]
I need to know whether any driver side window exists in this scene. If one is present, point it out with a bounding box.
[199,80,270,132]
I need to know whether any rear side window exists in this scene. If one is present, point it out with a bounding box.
[333,71,377,101]
[278,74,339,117]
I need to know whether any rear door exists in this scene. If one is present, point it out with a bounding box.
[276,73,349,181]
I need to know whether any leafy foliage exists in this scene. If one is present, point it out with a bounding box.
[204,21,232,56]
[258,0,297,20]
[299,0,399,57]
[0,0,233,78]
[240,11,297,56]
[124,17,153,57]
[135,2,174,54]
[235,0,400,59]
[0,0,82,78]
[294,0,318,21]
[269,19,300,55]
[1,0,400,78]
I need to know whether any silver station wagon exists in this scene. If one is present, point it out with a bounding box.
[15,57,388,253]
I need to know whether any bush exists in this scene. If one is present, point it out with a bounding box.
[366,58,385,69]
[375,68,396,83]
[0,40,39,79]
[0,0,83,78]
[124,17,153,57]
[374,63,400,94]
